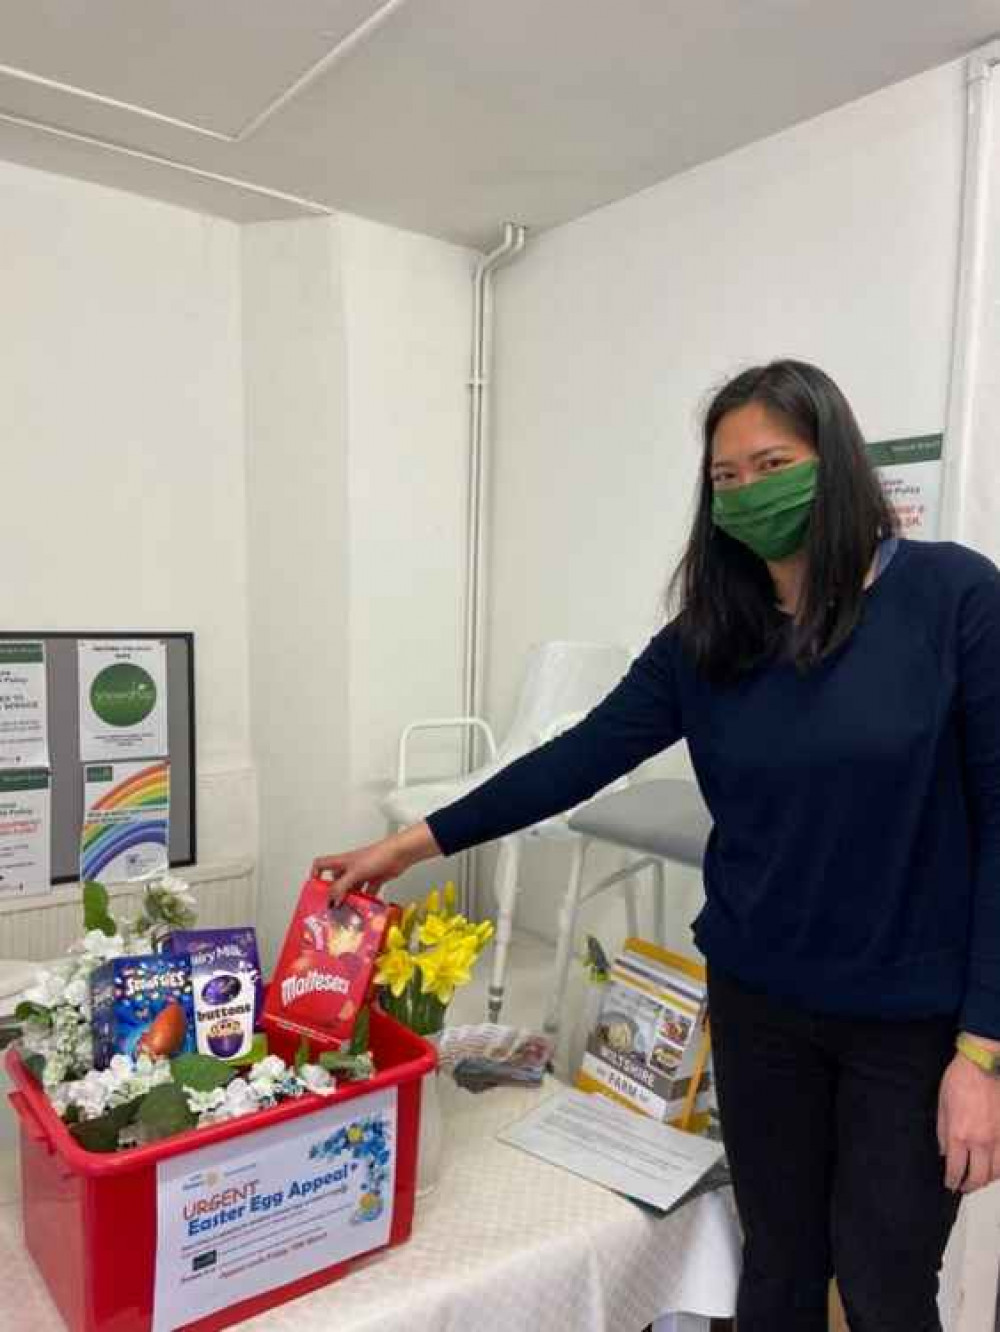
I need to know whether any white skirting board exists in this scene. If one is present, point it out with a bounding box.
[0,859,257,962]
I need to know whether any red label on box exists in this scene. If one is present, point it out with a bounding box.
[263,878,390,1047]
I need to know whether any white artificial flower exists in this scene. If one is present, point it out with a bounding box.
[223,1078,257,1117]
[81,930,125,960]
[22,970,68,1008]
[249,1056,286,1084]
[186,1087,226,1117]
[62,976,89,1009]
[150,874,197,909]
[299,1065,336,1096]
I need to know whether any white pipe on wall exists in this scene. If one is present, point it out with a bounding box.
[459,223,527,915]
[938,42,1000,1332]
[940,40,1000,539]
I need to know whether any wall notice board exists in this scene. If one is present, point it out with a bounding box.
[0,632,195,887]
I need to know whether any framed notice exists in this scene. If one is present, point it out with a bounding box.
[0,632,195,886]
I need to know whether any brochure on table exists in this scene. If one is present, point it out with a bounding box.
[499,1087,724,1216]
[575,938,712,1128]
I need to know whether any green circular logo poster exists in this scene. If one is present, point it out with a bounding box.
[90,662,158,728]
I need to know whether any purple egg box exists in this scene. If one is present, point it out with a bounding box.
[164,928,262,1062]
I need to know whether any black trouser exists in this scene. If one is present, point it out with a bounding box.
[707,966,962,1332]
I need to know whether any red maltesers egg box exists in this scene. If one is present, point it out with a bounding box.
[262,879,391,1059]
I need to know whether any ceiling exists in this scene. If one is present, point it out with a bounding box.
[0,0,996,248]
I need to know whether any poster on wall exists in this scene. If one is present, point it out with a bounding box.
[0,769,51,896]
[152,1087,398,1332]
[869,434,942,541]
[80,760,170,883]
[0,641,49,769]
[78,639,168,762]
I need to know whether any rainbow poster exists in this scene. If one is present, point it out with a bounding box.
[80,760,170,883]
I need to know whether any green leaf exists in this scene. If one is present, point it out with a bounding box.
[70,1117,120,1153]
[22,1053,46,1083]
[349,1004,370,1056]
[170,1053,236,1094]
[137,1084,196,1142]
[14,1001,52,1027]
[584,935,610,979]
[233,1033,268,1067]
[82,881,117,937]
[69,1096,144,1154]
[294,1035,311,1070]
[318,1051,374,1081]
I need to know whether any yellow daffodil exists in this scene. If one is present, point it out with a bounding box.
[443,880,458,914]
[418,912,468,947]
[399,902,417,941]
[474,919,494,951]
[424,887,441,916]
[416,938,476,1005]
[374,944,416,998]
[384,924,408,954]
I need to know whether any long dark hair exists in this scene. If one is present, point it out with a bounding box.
[669,359,896,680]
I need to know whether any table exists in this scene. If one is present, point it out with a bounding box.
[0,1077,740,1331]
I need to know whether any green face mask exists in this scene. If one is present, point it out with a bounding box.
[711,458,818,561]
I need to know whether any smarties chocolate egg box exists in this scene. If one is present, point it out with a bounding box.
[90,955,196,1068]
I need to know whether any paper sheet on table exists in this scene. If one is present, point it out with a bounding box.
[498,1087,726,1215]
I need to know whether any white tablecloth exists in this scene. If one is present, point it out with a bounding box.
[0,1078,740,1331]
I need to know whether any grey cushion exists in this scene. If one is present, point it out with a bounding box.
[568,778,712,866]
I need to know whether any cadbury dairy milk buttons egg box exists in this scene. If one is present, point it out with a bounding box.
[164,928,262,1061]
[262,878,391,1052]
[90,955,196,1069]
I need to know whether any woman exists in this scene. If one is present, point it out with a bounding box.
[313,360,1000,1331]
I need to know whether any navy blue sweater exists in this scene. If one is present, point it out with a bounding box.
[426,541,1000,1037]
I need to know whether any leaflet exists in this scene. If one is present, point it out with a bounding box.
[78,639,168,761]
[81,760,170,883]
[499,1087,725,1216]
[0,769,51,896]
[0,641,48,769]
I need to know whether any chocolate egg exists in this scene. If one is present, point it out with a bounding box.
[206,1019,243,1059]
[136,1001,188,1058]
[202,973,242,1005]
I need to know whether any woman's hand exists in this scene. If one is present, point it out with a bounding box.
[937,1039,1000,1192]
[311,822,441,904]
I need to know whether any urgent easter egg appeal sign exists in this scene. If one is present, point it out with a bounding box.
[152,1086,398,1331]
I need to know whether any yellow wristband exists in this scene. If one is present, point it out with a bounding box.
[956,1033,1000,1076]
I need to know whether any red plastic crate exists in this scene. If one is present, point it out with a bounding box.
[7,1006,435,1332]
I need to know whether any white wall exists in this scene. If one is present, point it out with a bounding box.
[241,217,351,960]
[487,60,965,949]
[339,214,475,850]
[242,214,475,959]
[0,158,256,874]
